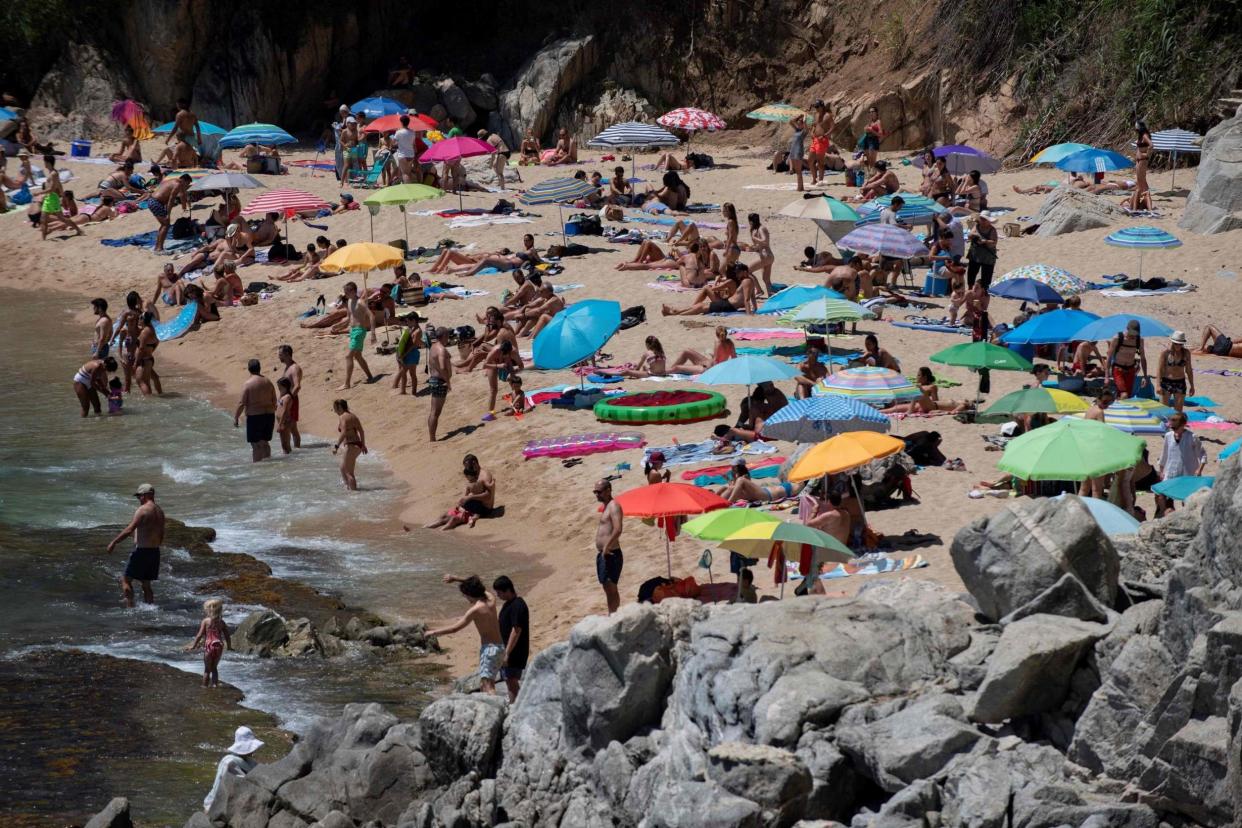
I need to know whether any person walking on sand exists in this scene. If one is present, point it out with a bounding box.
[186,598,232,687]
[234,359,277,462]
[338,281,375,390]
[332,399,367,491]
[277,344,302,449]
[39,155,84,240]
[493,575,529,703]
[105,483,166,607]
[151,173,193,252]
[594,479,624,615]
[427,326,453,441]
[427,574,505,695]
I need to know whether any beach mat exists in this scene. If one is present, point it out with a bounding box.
[643,440,778,469]
[817,554,928,580]
[890,321,972,335]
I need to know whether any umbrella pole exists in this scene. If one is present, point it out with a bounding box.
[852,475,867,549]
[665,534,672,579]
[369,211,374,243]
[559,203,567,247]
[403,208,409,249]
[1171,151,1177,190]
[1138,250,1144,280]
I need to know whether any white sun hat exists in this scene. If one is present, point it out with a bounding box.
[227,726,264,756]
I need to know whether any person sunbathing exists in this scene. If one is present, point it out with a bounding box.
[519,131,541,166]
[662,267,753,316]
[796,247,845,273]
[879,368,970,414]
[669,326,737,374]
[794,344,829,398]
[277,245,323,282]
[614,238,676,270]
[70,196,119,225]
[715,462,801,503]
[457,307,513,371]
[543,129,576,166]
[428,246,489,273]
[649,171,690,212]
[1197,325,1242,357]
[665,217,700,249]
[501,270,538,309]
[301,296,350,332]
[654,152,693,171]
[855,161,900,200]
[597,336,668,378]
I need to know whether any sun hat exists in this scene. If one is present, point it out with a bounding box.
[135,483,154,495]
[650,451,666,463]
[346,116,357,124]
[1171,330,1187,345]
[227,726,264,756]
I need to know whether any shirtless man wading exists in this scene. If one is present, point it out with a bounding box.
[277,344,303,449]
[106,483,167,607]
[594,479,624,615]
[234,358,278,462]
[427,574,505,695]
[339,281,374,390]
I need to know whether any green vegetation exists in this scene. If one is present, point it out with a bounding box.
[934,0,1242,157]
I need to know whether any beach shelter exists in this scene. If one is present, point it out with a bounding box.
[351,97,407,119]
[855,192,946,226]
[989,278,1065,305]
[1104,226,1182,279]
[747,103,811,123]
[1072,403,1166,434]
[519,177,599,245]
[683,508,780,541]
[219,123,296,149]
[814,367,921,405]
[153,120,227,136]
[982,388,1090,418]
[1000,309,1100,345]
[417,136,496,211]
[532,300,622,370]
[614,483,728,577]
[241,188,329,245]
[998,417,1143,480]
[657,107,725,150]
[836,224,929,259]
[993,264,1088,297]
[763,395,891,443]
[1031,143,1094,165]
[1149,128,1203,188]
[1152,475,1215,501]
[789,432,905,481]
[720,520,854,594]
[1055,148,1133,174]
[760,285,846,314]
[1072,314,1174,342]
[363,183,444,245]
[1052,494,1140,536]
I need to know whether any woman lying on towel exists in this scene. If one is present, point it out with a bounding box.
[879,367,973,415]
[715,461,804,503]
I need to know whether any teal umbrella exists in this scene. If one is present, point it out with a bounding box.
[1152,476,1214,502]
[532,300,621,370]
[698,355,798,387]
[153,120,227,135]
[1053,494,1140,536]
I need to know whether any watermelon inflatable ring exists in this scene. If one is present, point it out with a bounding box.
[594,390,727,425]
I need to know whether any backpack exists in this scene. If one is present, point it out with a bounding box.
[687,152,714,168]
[569,213,602,235]
[171,216,196,239]
[490,198,515,215]
[903,431,945,467]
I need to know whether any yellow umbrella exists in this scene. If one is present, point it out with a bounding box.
[788,432,905,482]
[719,519,854,597]
[319,242,405,274]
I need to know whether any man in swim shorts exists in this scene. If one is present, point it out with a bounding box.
[427,325,453,441]
[106,483,167,607]
[38,155,84,241]
[427,574,505,695]
[594,479,624,615]
[234,358,278,462]
[336,281,374,390]
[150,173,192,252]
[277,344,303,449]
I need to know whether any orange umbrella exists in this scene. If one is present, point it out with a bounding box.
[614,483,728,577]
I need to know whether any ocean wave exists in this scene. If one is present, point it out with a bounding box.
[161,461,216,485]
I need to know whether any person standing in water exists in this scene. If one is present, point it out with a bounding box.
[276,344,302,449]
[91,298,113,359]
[114,291,142,392]
[105,483,166,607]
[338,281,374,390]
[593,479,624,615]
[427,574,505,695]
[186,598,232,687]
[332,399,367,491]
[234,359,277,462]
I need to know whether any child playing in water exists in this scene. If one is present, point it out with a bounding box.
[393,313,422,395]
[107,377,124,414]
[275,377,294,454]
[186,598,231,687]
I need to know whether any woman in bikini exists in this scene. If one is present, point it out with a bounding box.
[744,212,775,296]
[953,170,985,213]
[862,107,884,168]
[930,157,955,206]
[331,399,367,491]
[661,270,744,316]
[544,128,573,166]
[669,326,737,374]
[808,100,834,186]
[1157,330,1194,411]
[604,336,668,378]
[918,149,938,197]
[705,203,740,251]
[72,356,118,417]
[716,462,802,503]
[519,130,541,166]
[134,311,163,396]
[879,367,971,414]
[614,238,677,270]
[1130,120,1153,211]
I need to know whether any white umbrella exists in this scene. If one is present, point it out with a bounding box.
[189,172,266,192]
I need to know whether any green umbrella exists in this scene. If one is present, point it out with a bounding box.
[930,341,1033,371]
[981,387,1090,418]
[683,508,781,541]
[781,297,876,360]
[363,183,444,245]
[998,418,1143,481]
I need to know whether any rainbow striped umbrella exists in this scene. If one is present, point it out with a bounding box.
[836,224,929,259]
[746,103,811,123]
[1105,226,1182,279]
[242,188,329,216]
[994,264,1088,297]
[813,367,921,405]
[1073,403,1166,434]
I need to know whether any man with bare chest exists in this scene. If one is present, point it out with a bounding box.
[105,483,167,606]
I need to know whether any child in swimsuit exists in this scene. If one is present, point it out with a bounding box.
[107,377,124,415]
[393,313,423,396]
[186,598,231,687]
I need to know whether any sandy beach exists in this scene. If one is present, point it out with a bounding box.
[2,141,1234,677]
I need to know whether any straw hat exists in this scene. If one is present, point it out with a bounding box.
[227,726,264,756]
[1171,330,1187,345]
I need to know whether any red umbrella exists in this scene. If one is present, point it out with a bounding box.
[614,483,728,577]
[242,188,330,215]
[362,114,432,134]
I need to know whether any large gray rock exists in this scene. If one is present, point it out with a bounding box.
[951,497,1120,623]
[1034,186,1129,236]
[27,43,134,143]
[234,610,291,657]
[973,614,1109,723]
[418,693,506,784]
[495,642,571,825]
[495,36,598,148]
[706,742,812,824]
[855,578,976,656]
[1180,114,1242,234]
[85,797,133,828]
[435,79,476,126]
[646,780,762,828]
[1137,716,1231,824]
[1112,497,1203,588]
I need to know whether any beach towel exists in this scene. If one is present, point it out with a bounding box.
[890,321,972,335]
[1185,396,1218,408]
[553,283,584,294]
[643,440,778,469]
[448,215,533,229]
[686,203,722,213]
[690,464,782,487]
[728,327,806,340]
[1098,287,1193,297]
[814,554,928,580]
[639,374,698,382]
[679,456,786,481]
[647,281,696,292]
[100,231,195,252]
[788,352,860,366]
[1196,369,1242,377]
[623,213,725,230]
[445,287,488,298]
[1189,421,1238,431]
[743,182,833,191]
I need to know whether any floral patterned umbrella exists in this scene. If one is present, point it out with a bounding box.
[994,264,1089,297]
[658,108,726,132]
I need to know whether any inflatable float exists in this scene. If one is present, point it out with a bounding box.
[594,390,727,425]
[155,302,199,341]
[522,431,646,459]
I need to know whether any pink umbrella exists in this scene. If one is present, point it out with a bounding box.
[657,107,726,132]
[418,137,496,209]
[242,188,330,247]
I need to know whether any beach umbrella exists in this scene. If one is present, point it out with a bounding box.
[814,367,921,405]
[1124,397,1176,419]
[1055,148,1133,174]
[363,183,444,245]
[1104,226,1182,279]
[417,136,496,211]
[1152,475,1215,502]
[683,508,780,541]
[763,395,891,443]
[760,285,845,314]
[994,263,1088,297]
[1053,494,1140,536]
[1072,403,1166,434]
[532,299,622,370]
[911,146,1001,175]
[520,177,600,245]
[789,431,904,479]
[721,520,854,593]
[1072,313,1174,341]
[836,224,929,259]
[855,192,947,226]
[588,121,680,181]
[319,242,405,274]
[988,277,1065,304]
[614,483,728,577]
[153,120,227,136]
[1031,143,1094,165]
[658,107,726,132]
[1000,309,1100,345]
[931,341,1034,372]
[784,297,876,360]
[1149,128,1203,188]
[698,355,799,387]
[189,172,266,193]
[361,114,432,134]
[982,387,1090,417]
[998,417,1143,480]
[746,103,811,123]
[351,97,407,119]
[779,195,859,246]
[219,123,296,149]
[242,188,328,216]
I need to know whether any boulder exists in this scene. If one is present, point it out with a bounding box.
[495,642,571,825]
[462,75,499,112]
[855,578,976,657]
[234,610,291,657]
[1000,572,1113,626]
[27,43,134,143]
[408,83,440,117]
[1113,497,1203,588]
[1033,187,1129,236]
[752,672,868,747]
[435,79,476,126]
[1137,716,1231,824]
[794,733,857,821]
[1180,114,1242,234]
[706,742,812,824]
[495,36,598,148]
[280,617,325,657]
[418,693,506,784]
[310,813,353,828]
[85,797,133,828]
[972,614,1109,723]
[951,496,1120,623]
[646,780,762,828]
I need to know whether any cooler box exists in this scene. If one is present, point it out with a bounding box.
[563,220,582,236]
[70,139,92,157]
[923,272,950,296]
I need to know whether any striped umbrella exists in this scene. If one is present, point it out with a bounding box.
[587,122,680,148]
[153,120,227,135]
[1105,226,1182,279]
[763,395,891,443]
[1149,128,1202,188]
[760,285,845,314]
[242,188,328,216]
[1055,148,1133,174]
[783,298,876,326]
[657,108,726,132]
[1073,403,1166,435]
[1031,143,1094,165]
[219,123,296,149]
[813,367,922,405]
[747,103,811,123]
[520,177,600,244]
[994,264,1088,297]
[779,196,860,246]
[856,192,947,226]
[836,224,929,259]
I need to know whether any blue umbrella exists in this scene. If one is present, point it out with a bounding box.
[351,97,407,119]
[762,395,890,443]
[0,107,16,120]
[1105,226,1182,279]
[1000,309,1100,345]
[532,300,622,370]
[1053,494,1140,536]
[1152,476,1215,502]
[153,120,227,135]
[989,278,1064,304]
[698,355,799,387]
[219,123,296,149]
[1220,438,1242,461]
[760,285,845,314]
[1031,143,1094,164]
[1072,314,1174,341]
[1055,148,1133,174]
[912,146,1001,175]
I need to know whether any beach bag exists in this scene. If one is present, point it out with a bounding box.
[653,576,701,603]
[171,217,196,239]
[568,213,602,235]
[489,198,515,215]
[687,152,714,168]
[10,183,31,205]
[903,431,945,467]
[619,305,646,330]
[638,576,674,603]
